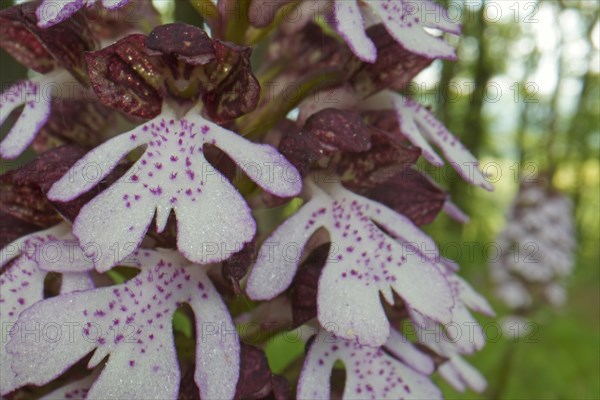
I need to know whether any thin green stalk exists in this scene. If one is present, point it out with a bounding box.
[225,0,251,44]
[485,342,517,400]
[189,0,220,28]
[246,1,302,45]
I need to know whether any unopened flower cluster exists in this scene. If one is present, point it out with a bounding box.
[1,1,493,399]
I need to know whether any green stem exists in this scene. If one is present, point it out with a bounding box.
[246,1,302,45]
[485,342,517,400]
[225,0,251,44]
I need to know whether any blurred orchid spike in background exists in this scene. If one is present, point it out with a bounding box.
[1,0,598,399]
[491,178,576,311]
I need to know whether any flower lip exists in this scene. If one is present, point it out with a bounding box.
[297,329,442,399]
[47,108,301,271]
[247,178,454,346]
[6,248,240,400]
[0,223,94,396]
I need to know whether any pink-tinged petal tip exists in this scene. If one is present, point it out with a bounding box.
[36,0,86,28]
[333,0,377,63]
[0,80,51,159]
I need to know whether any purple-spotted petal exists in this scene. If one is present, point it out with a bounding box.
[421,0,461,34]
[47,123,151,202]
[319,261,390,344]
[393,95,493,190]
[69,170,157,271]
[50,110,300,270]
[333,0,376,63]
[187,115,302,197]
[7,249,239,400]
[1,224,93,395]
[0,223,70,269]
[246,197,327,300]
[249,179,453,346]
[317,243,452,346]
[0,80,51,159]
[391,96,443,166]
[174,167,255,264]
[36,0,132,28]
[36,0,86,28]
[297,331,441,399]
[352,191,441,263]
[316,183,453,345]
[35,237,119,273]
[408,273,491,391]
[369,0,458,60]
